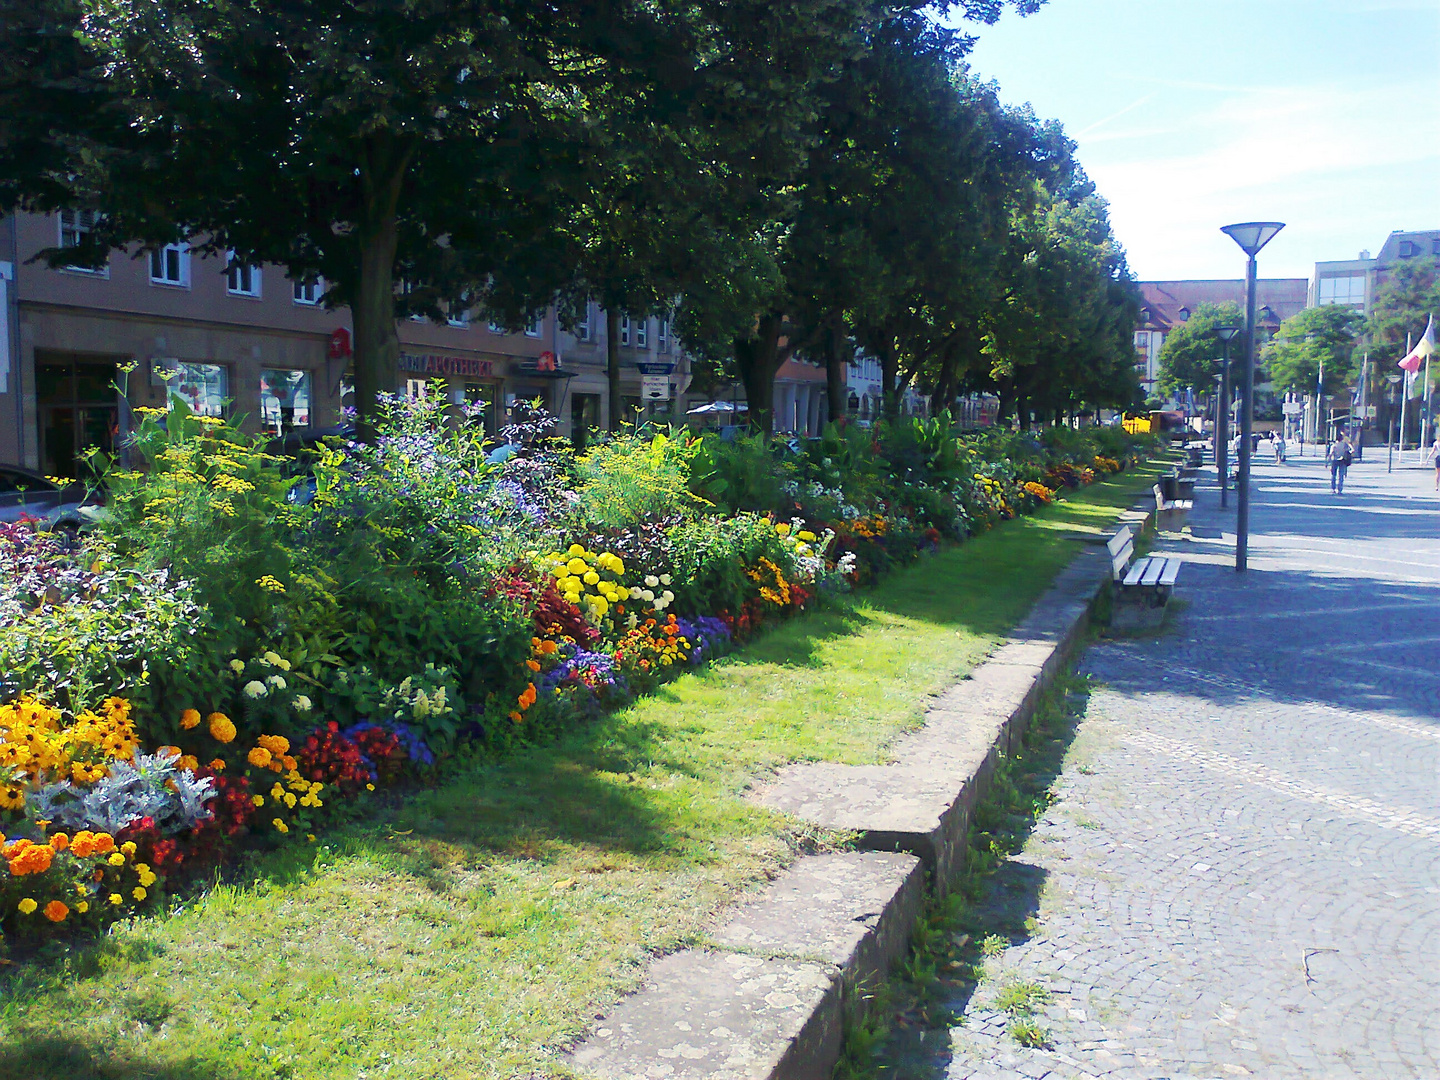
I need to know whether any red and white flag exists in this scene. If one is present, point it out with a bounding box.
[1397,313,1434,373]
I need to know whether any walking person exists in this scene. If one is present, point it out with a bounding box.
[1274,432,1287,464]
[1326,432,1353,493]
[1431,435,1440,491]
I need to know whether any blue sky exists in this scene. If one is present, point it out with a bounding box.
[952,0,1440,282]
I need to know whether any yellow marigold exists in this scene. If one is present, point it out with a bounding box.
[210,758,227,771]
[207,712,237,743]
[120,841,136,857]
[180,708,202,730]
[76,900,89,914]
[108,893,123,906]
[247,746,273,769]
[272,818,289,834]
[132,886,147,901]
[43,900,69,923]
[17,898,38,915]
[251,795,265,807]
[108,852,125,866]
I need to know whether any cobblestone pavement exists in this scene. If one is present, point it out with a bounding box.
[932,456,1440,1079]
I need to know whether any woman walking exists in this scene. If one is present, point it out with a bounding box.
[1326,432,1353,493]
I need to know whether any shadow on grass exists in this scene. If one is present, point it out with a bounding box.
[0,1037,243,1080]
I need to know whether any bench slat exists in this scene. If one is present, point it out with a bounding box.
[1157,559,1181,587]
[1106,525,1134,558]
[1139,559,1165,587]
[1123,558,1153,587]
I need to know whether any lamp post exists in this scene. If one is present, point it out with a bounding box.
[1214,326,1241,508]
[1387,373,1402,473]
[1221,221,1284,573]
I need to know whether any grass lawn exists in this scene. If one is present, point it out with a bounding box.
[0,458,1170,1080]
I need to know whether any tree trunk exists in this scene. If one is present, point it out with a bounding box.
[606,309,623,431]
[351,133,414,442]
[996,385,1014,428]
[825,316,848,424]
[734,313,787,434]
[880,339,902,421]
[1017,394,1031,431]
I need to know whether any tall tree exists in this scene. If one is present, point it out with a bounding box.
[1156,302,1246,397]
[1368,261,1440,365]
[0,0,876,435]
[1262,304,1361,396]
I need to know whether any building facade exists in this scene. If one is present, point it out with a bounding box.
[1309,229,1440,315]
[0,212,687,474]
[1133,278,1309,397]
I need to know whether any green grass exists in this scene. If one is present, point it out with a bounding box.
[0,462,1166,1080]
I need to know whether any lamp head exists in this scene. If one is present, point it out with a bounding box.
[1220,221,1285,257]
[1215,325,1242,342]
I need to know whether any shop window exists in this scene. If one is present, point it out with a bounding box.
[148,244,190,287]
[260,368,312,432]
[405,378,428,400]
[170,362,230,418]
[226,255,261,298]
[293,276,325,305]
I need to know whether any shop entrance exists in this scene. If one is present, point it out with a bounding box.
[35,353,121,478]
[571,393,600,449]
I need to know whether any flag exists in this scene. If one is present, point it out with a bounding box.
[1397,314,1434,373]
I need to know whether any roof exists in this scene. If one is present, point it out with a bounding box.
[1136,279,1309,333]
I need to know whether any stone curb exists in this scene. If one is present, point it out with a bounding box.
[568,498,1156,1080]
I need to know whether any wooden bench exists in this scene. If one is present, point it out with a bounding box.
[1107,524,1180,630]
[1153,483,1192,531]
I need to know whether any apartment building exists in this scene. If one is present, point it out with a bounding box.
[1133,279,1308,396]
[1309,228,1440,314]
[0,212,683,475]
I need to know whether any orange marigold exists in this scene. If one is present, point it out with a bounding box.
[180,708,202,730]
[207,712,237,743]
[43,900,69,923]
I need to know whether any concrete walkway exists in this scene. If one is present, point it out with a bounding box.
[909,455,1440,1078]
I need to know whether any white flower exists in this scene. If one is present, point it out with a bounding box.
[229,659,245,674]
[266,674,287,690]
[263,650,283,667]
[293,695,313,712]
[661,590,674,603]
[659,574,672,586]
[243,680,268,699]
[398,676,413,695]
[641,589,655,603]
[626,613,639,629]
[276,657,292,672]
[645,575,659,588]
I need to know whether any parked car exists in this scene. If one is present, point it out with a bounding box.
[0,465,105,530]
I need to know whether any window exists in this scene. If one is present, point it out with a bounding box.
[170,362,230,418]
[575,303,592,341]
[55,210,108,275]
[148,244,189,287]
[525,314,543,338]
[1177,307,1190,321]
[488,316,506,334]
[226,255,261,298]
[1318,275,1365,306]
[634,317,647,348]
[658,318,670,352]
[620,316,631,346]
[1398,241,1417,258]
[446,296,470,328]
[259,368,312,432]
[293,276,325,305]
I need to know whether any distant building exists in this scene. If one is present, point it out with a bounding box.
[1309,229,1440,315]
[1133,279,1308,396]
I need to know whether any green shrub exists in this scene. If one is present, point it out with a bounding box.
[575,429,706,526]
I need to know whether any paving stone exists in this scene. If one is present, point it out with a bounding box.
[872,458,1440,1080]
[568,950,840,1080]
[710,851,924,1012]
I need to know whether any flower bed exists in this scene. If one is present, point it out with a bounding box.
[0,396,1154,951]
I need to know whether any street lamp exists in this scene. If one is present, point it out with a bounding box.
[1386,373,1402,473]
[1221,221,1285,573]
[1214,325,1241,508]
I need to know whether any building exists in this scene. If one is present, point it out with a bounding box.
[1133,279,1309,397]
[845,351,928,422]
[1309,229,1440,314]
[0,211,688,474]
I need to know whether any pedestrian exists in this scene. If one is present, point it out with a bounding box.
[1431,435,1440,491]
[1326,432,1352,493]
[1274,432,1287,464]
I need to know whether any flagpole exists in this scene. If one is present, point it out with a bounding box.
[1399,332,1411,462]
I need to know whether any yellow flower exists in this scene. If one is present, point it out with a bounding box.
[76,900,89,914]
[207,712,237,743]
[108,893,123,906]
[247,746,273,769]
[180,708,201,730]
[17,897,37,915]
[365,783,375,792]
[284,792,296,808]
[132,886,147,901]
[107,852,126,866]
[273,818,289,834]
[252,794,265,807]
[121,841,137,857]
[775,522,791,536]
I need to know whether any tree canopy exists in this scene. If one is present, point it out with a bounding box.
[1262,304,1362,396]
[1156,302,1245,396]
[1368,261,1440,366]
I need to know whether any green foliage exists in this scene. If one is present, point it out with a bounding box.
[1262,304,1361,394]
[574,429,705,527]
[1368,261,1440,364]
[690,432,797,514]
[667,514,796,618]
[1156,302,1245,394]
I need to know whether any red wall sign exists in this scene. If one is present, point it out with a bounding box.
[328,328,352,359]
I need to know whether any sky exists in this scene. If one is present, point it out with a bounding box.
[952,0,1440,282]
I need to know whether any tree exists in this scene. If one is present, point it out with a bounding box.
[1,0,878,435]
[1368,261,1440,365]
[1262,304,1361,396]
[1156,302,1245,396]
